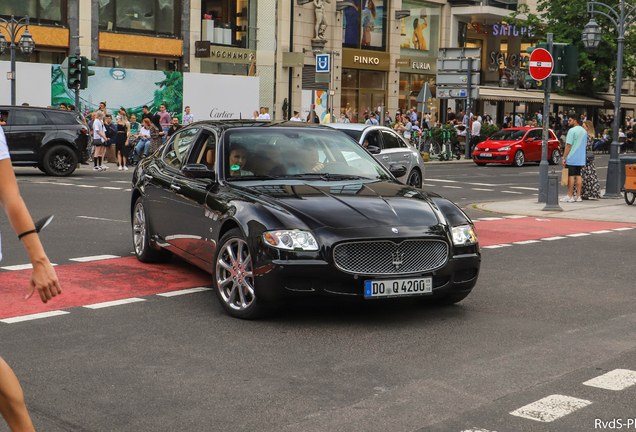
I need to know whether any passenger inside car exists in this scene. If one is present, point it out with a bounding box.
[228,144,254,177]
[0,111,8,126]
[250,144,283,176]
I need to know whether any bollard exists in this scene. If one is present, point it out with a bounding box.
[543,169,563,211]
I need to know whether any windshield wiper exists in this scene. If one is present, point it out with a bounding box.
[227,175,279,181]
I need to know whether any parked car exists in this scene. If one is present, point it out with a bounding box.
[472,127,561,167]
[131,121,481,319]
[0,106,90,176]
[324,123,426,188]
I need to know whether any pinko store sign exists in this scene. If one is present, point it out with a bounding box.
[470,23,535,37]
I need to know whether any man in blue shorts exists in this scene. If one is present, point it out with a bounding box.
[561,115,587,202]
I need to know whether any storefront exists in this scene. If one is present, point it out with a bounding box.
[198,45,255,76]
[341,50,390,123]
[397,1,440,114]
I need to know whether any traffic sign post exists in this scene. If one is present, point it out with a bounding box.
[537,34,554,205]
[316,54,330,73]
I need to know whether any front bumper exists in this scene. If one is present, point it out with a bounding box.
[472,151,511,163]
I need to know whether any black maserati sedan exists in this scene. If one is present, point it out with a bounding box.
[131,121,480,319]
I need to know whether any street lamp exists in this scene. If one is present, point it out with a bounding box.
[0,16,36,106]
[584,1,636,197]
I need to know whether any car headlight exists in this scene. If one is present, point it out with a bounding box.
[497,146,511,151]
[451,225,478,246]
[263,230,319,251]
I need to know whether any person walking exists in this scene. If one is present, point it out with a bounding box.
[469,115,481,157]
[157,104,171,142]
[183,106,194,125]
[560,115,587,202]
[0,124,61,432]
[148,114,165,155]
[581,120,602,199]
[92,111,108,171]
[102,114,117,170]
[115,109,131,171]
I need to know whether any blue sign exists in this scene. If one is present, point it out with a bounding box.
[316,54,330,73]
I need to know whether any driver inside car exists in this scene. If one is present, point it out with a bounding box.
[228,144,254,177]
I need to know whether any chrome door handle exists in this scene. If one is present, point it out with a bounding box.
[145,174,154,179]
[382,156,390,160]
[170,184,181,191]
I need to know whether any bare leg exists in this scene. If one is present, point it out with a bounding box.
[576,175,583,198]
[0,357,35,432]
[568,175,574,197]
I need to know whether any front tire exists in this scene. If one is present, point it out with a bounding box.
[512,150,525,167]
[626,191,636,205]
[213,228,269,319]
[43,144,77,176]
[475,162,487,167]
[132,198,172,263]
[407,169,422,188]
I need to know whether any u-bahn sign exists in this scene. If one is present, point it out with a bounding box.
[529,48,553,81]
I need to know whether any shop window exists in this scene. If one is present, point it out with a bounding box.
[0,0,66,26]
[359,71,385,90]
[202,0,252,49]
[342,0,387,52]
[400,1,440,56]
[99,0,180,37]
[342,69,359,89]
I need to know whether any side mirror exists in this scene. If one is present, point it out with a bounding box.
[183,163,215,178]
[526,137,535,142]
[367,145,381,154]
[389,163,407,178]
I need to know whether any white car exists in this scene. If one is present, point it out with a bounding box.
[325,123,425,188]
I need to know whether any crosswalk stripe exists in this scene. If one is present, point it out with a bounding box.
[83,298,146,309]
[510,394,592,422]
[583,369,636,391]
[540,236,567,241]
[613,227,635,231]
[443,185,463,189]
[512,240,542,245]
[566,233,591,237]
[69,255,121,262]
[1,263,58,271]
[156,287,212,297]
[424,179,457,183]
[510,187,538,191]
[0,310,70,324]
[481,244,512,249]
[472,188,494,191]
[502,190,523,194]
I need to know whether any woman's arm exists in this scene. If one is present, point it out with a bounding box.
[0,159,60,302]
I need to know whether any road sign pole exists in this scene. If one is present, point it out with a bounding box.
[538,33,553,203]
[465,57,473,160]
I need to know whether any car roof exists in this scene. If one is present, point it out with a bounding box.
[324,123,371,131]
[192,120,331,133]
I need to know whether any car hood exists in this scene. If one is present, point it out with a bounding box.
[231,180,442,230]
[477,140,519,149]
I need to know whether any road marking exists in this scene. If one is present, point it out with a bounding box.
[477,217,504,221]
[540,236,567,241]
[461,429,494,432]
[503,215,527,219]
[101,187,122,190]
[124,189,132,192]
[0,310,70,324]
[613,227,635,231]
[76,185,98,188]
[502,190,523,194]
[422,184,436,187]
[583,369,636,391]
[83,298,146,309]
[511,186,538,191]
[69,255,121,263]
[566,233,591,237]
[111,180,131,184]
[77,216,127,223]
[481,244,512,249]
[510,394,592,423]
[443,185,463,189]
[591,230,613,234]
[466,182,502,186]
[472,188,494,191]
[513,240,542,245]
[1,263,58,271]
[424,179,457,183]
[156,287,212,297]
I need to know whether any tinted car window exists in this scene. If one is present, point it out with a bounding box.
[364,130,382,149]
[381,131,400,149]
[489,129,527,141]
[46,111,82,125]
[164,128,200,169]
[11,110,47,126]
[340,130,362,142]
[526,129,542,140]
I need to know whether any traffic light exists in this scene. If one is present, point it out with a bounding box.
[67,56,81,89]
[80,56,96,90]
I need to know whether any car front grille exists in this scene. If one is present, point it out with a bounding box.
[333,239,449,275]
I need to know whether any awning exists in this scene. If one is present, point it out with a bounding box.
[597,94,636,110]
[478,87,605,106]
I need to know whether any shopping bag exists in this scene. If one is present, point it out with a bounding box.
[561,167,569,186]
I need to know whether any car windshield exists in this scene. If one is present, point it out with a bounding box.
[489,129,527,141]
[222,128,389,181]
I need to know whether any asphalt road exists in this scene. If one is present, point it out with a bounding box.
[1,159,634,432]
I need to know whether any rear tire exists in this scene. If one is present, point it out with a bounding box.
[549,148,561,165]
[626,191,636,205]
[43,144,77,176]
[407,169,422,188]
[132,197,172,263]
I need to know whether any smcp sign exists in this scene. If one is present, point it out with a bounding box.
[316,54,330,73]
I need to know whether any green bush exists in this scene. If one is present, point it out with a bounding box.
[431,125,458,143]
[481,124,500,139]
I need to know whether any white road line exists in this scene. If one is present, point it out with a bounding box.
[510,187,538,191]
[477,217,504,221]
[566,233,591,237]
[502,190,523,194]
[422,184,436,187]
[424,179,457,183]
[111,181,131,184]
[83,298,146,309]
[76,185,98,188]
[77,216,127,223]
[0,310,70,324]
[510,394,592,423]
[513,240,542,245]
[461,429,494,432]
[156,287,212,297]
[466,182,503,186]
[472,188,494,191]
[69,255,121,263]
[443,185,463,189]
[503,215,527,219]
[613,227,635,231]
[2,263,58,271]
[101,187,122,190]
[541,236,567,241]
[591,230,613,234]
[481,244,513,249]
[583,369,636,391]
[124,189,132,192]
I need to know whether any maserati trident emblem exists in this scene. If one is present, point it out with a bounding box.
[391,251,404,270]
[392,228,399,233]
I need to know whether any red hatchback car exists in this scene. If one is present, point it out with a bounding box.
[472,127,561,167]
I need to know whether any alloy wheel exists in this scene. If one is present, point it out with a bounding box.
[216,238,255,311]
[551,149,561,165]
[514,151,524,167]
[133,202,147,256]
[408,170,421,188]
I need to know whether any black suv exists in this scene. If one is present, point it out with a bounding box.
[0,106,91,176]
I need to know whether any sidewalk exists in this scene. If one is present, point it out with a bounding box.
[475,192,636,223]
[423,157,475,165]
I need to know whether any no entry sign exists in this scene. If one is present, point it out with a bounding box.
[529,48,554,81]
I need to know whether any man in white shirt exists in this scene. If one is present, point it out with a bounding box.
[469,116,481,157]
[365,112,379,125]
[290,111,302,122]
[257,107,271,120]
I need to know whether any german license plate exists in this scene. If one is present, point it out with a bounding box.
[481,153,492,157]
[364,277,432,298]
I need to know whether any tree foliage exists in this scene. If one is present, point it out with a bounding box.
[509,1,636,93]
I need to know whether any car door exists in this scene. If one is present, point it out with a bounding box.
[524,129,542,161]
[381,130,412,175]
[5,109,51,163]
[362,129,388,169]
